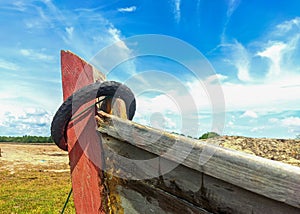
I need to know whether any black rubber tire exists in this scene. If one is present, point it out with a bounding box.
[51,81,136,151]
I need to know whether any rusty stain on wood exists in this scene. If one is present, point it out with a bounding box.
[100,98,128,213]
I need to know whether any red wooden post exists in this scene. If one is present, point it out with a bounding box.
[61,50,106,213]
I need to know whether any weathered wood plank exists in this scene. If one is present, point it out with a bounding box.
[101,134,212,214]
[100,134,300,214]
[96,111,300,210]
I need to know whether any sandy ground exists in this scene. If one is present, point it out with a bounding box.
[0,143,69,173]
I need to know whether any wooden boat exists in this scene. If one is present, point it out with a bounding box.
[52,50,300,213]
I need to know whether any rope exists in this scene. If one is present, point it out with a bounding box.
[61,188,73,214]
[70,96,111,122]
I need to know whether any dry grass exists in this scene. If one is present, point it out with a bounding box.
[0,143,75,213]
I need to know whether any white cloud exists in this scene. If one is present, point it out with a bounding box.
[216,17,300,118]
[24,20,41,29]
[240,110,258,119]
[12,1,27,11]
[40,0,66,25]
[136,94,180,116]
[221,0,241,42]
[250,126,265,133]
[222,76,300,111]
[227,0,240,17]
[257,42,287,77]
[220,16,300,85]
[228,121,234,126]
[0,59,19,71]
[275,17,300,34]
[41,2,133,64]
[282,117,300,127]
[118,6,137,13]
[20,49,54,61]
[222,40,252,82]
[0,1,28,12]
[0,107,52,136]
[182,71,300,113]
[1,1,137,138]
[173,0,181,23]
[204,74,228,84]
[268,118,279,123]
[134,93,182,132]
[65,26,74,37]
[90,25,136,77]
[232,42,251,81]
[108,27,122,42]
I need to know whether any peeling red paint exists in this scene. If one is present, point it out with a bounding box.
[61,50,106,213]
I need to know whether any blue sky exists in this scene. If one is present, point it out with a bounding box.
[1,0,300,139]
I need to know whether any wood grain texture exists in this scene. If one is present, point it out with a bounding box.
[100,96,129,213]
[101,134,211,214]
[100,134,300,214]
[61,50,106,213]
[96,111,300,211]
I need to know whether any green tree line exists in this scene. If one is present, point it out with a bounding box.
[0,135,53,143]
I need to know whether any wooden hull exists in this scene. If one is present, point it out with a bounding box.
[60,51,300,213]
[97,112,300,214]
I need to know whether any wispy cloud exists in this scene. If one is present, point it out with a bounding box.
[275,17,300,35]
[12,1,27,11]
[90,25,137,79]
[65,26,74,36]
[40,0,67,25]
[173,0,181,23]
[0,1,29,12]
[20,49,54,61]
[63,26,74,44]
[227,0,241,18]
[217,16,300,83]
[0,59,19,71]
[221,40,252,81]
[26,0,132,62]
[254,17,300,79]
[221,0,241,42]
[117,6,137,13]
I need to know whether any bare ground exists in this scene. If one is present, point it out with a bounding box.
[0,143,69,173]
[0,143,74,213]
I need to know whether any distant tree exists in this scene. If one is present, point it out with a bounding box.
[296,134,300,140]
[199,132,220,139]
[0,135,54,143]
